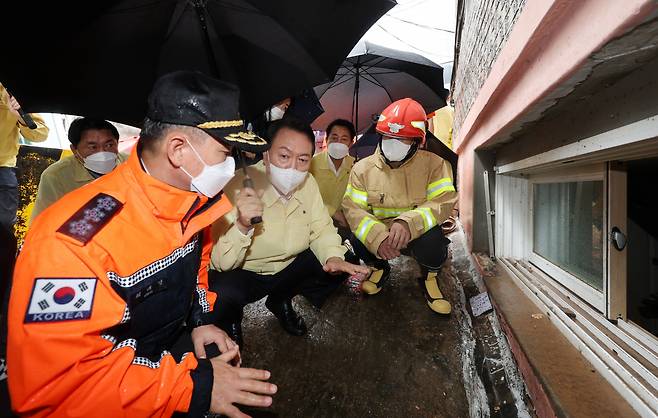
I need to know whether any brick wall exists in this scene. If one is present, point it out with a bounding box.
[452,0,526,137]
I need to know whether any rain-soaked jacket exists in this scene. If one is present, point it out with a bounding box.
[7,150,232,417]
[342,147,457,256]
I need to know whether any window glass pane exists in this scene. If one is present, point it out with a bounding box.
[533,181,604,291]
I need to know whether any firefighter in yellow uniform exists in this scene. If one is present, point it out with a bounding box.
[342,98,457,314]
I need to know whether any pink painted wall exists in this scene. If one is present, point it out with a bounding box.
[454,0,657,250]
[457,136,476,248]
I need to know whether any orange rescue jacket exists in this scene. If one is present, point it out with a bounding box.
[7,150,232,417]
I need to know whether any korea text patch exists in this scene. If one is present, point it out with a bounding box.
[25,278,97,323]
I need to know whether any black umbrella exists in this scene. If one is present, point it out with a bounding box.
[313,41,449,134]
[285,88,325,126]
[349,123,380,161]
[1,0,394,127]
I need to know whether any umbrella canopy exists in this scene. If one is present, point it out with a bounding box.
[353,0,456,83]
[350,123,380,161]
[313,41,448,134]
[1,0,394,127]
[285,88,325,125]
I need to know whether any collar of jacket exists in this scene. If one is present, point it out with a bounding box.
[261,181,305,208]
[323,150,353,173]
[71,155,96,183]
[125,150,232,237]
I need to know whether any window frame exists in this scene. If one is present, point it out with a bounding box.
[528,163,607,312]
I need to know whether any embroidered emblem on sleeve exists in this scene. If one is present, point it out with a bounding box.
[25,278,98,323]
[57,193,122,244]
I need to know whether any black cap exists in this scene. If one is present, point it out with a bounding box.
[146,71,268,152]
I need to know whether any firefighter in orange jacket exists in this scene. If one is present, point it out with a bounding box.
[7,71,276,417]
[342,98,457,314]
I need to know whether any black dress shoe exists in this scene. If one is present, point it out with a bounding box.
[265,298,307,336]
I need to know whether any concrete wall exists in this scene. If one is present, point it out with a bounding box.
[452,0,526,137]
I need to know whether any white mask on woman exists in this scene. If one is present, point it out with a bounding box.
[265,105,286,122]
[380,138,412,162]
[327,142,349,160]
[83,151,118,174]
[268,161,307,196]
[180,139,235,197]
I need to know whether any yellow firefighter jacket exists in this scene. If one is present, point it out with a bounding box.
[342,147,457,256]
[429,105,454,150]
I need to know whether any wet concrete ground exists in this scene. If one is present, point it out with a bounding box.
[236,227,531,418]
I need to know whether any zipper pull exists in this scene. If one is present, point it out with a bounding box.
[379,193,385,204]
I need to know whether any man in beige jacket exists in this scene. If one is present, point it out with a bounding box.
[210,118,368,346]
[32,117,126,220]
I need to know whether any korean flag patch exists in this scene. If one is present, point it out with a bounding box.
[25,278,97,323]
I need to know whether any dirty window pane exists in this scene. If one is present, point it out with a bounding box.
[533,181,604,291]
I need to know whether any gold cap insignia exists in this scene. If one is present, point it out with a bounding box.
[197,120,244,129]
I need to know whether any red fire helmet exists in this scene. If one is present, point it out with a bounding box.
[375,98,427,144]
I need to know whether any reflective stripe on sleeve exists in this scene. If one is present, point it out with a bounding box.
[411,207,437,232]
[426,177,455,200]
[344,184,369,209]
[355,216,382,243]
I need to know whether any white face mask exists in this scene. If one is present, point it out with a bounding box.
[327,142,349,160]
[180,139,235,197]
[83,151,118,174]
[267,160,307,196]
[381,138,412,162]
[265,105,286,122]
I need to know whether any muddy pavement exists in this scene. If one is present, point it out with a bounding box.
[234,227,532,418]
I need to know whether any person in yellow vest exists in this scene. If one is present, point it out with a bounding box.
[309,119,355,234]
[0,83,49,231]
[342,98,457,314]
[31,117,127,220]
[427,93,454,150]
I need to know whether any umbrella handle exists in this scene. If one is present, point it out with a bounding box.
[236,150,262,225]
[242,176,262,225]
[4,88,38,129]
